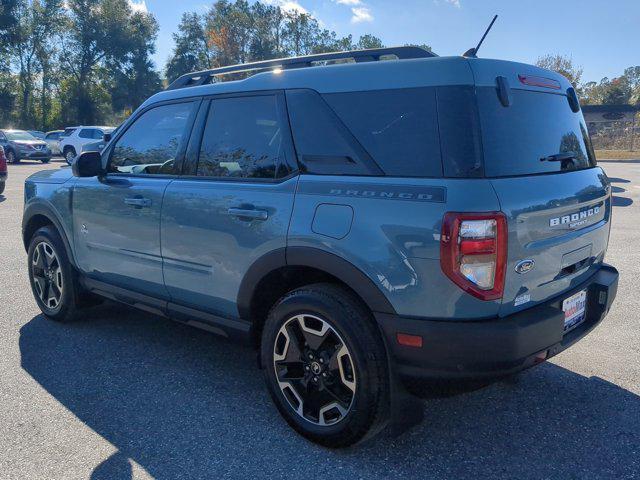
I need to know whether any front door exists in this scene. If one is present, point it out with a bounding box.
[73,100,198,298]
[161,93,298,319]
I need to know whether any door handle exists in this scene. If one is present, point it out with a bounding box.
[227,207,268,221]
[124,197,152,208]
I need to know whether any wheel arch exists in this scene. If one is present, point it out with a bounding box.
[238,247,396,345]
[22,203,76,267]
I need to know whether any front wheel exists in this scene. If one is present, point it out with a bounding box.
[27,226,94,322]
[41,158,50,164]
[261,283,389,447]
[6,149,18,164]
[64,148,76,165]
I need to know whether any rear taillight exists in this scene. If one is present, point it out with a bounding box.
[518,74,561,90]
[440,212,507,301]
[0,146,6,173]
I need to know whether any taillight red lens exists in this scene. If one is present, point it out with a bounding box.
[440,212,507,301]
[0,147,6,173]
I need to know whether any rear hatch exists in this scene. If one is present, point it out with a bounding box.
[468,59,612,316]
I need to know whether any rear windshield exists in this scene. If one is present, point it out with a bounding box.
[478,88,596,177]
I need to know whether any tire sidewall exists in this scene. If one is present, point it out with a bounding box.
[7,149,17,164]
[261,289,387,444]
[27,227,78,321]
[64,148,75,165]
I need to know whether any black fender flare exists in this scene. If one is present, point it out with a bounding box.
[22,201,77,267]
[237,246,396,320]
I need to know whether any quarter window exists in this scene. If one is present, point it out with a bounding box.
[109,102,195,175]
[197,95,285,179]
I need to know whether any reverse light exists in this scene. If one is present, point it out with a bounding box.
[440,212,507,301]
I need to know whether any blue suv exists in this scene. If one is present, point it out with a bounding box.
[22,47,618,447]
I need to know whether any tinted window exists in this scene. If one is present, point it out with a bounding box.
[46,132,61,140]
[197,95,285,179]
[93,129,104,140]
[79,129,95,139]
[286,89,377,176]
[324,87,442,177]
[62,128,76,137]
[478,88,596,177]
[109,102,195,175]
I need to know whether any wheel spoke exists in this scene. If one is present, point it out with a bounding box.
[30,241,63,311]
[273,313,356,427]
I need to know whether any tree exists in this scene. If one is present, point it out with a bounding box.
[8,0,63,128]
[535,54,583,93]
[60,0,158,124]
[166,13,212,82]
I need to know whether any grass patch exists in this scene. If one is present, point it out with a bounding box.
[595,150,640,160]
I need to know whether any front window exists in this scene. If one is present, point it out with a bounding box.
[5,131,37,141]
[108,102,195,175]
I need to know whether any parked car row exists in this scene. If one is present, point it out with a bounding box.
[0,125,116,165]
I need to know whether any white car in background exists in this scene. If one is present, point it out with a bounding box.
[58,126,115,164]
[44,130,64,156]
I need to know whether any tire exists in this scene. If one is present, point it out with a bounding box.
[0,182,4,195]
[64,148,76,165]
[27,226,93,322]
[41,158,50,164]
[6,149,18,164]
[261,283,389,447]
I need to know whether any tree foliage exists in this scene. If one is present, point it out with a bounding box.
[165,0,387,82]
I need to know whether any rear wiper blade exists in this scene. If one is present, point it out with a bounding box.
[540,152,576,163]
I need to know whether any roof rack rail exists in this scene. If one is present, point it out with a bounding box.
[166,46,436,91]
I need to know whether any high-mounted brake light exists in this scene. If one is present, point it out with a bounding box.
[440,212,507,301]
[518,74,561,90]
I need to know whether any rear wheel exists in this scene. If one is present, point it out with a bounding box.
[27,226,95,322]
[41,158,50,164]
[261,283,389,447]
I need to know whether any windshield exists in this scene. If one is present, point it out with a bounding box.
[5,131,37,141]
[478,88,596,177]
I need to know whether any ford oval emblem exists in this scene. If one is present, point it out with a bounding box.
[515,259,535,274]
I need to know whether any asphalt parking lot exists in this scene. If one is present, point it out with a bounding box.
[0,159,638,479]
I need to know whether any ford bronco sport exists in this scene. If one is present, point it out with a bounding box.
[23,47,618,447]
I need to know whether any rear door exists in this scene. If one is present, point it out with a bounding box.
[160,92,297,319]
[469,60,611,316]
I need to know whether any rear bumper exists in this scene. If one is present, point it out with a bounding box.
[375,264,618,380]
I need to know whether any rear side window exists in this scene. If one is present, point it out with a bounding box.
[79,129,94,139]
[196,95,286,179]
[478,88,596,177]
[286,89,378,176]
[324,87,442,177]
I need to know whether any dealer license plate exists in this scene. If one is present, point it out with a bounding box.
[562,290,587,332]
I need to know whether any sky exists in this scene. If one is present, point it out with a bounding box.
[131,0,640,83]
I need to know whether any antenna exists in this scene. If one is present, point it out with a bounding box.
[463,14,498,58]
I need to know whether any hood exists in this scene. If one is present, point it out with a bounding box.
[14,140,48,147]
[26,167,74,184]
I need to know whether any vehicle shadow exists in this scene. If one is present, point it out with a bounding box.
[20,304,639,479]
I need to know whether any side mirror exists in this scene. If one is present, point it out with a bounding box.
[103,133,112,143]
[72,151,105,177]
